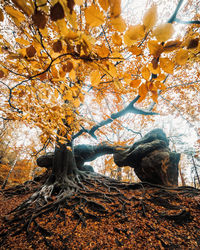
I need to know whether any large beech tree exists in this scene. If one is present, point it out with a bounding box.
[0,0,199,208]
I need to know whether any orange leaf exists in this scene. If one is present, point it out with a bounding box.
[124,25,145,46]
[175,49,188,65]
[90,70,101,86]
[148,40,163,58]
[109,0,121,18]
[152,23,174,42]
[151,91,158,103]
[98,0,109,12]
[163,40,182,52]
[110,16,126,32]
[143,5,157,31]
[97,44,110,57]
[130,79,141,88]
[160,58,174,74]
[141,67,150,80]
[112,32,122,46]
[85,4,105,27]
[128,46,142,56]
[138,83,148,102]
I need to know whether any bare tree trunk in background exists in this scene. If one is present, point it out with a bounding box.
[1,158,17,189]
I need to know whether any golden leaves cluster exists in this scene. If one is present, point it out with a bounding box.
[0,0,199,144]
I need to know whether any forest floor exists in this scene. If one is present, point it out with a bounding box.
[0,173,200,249]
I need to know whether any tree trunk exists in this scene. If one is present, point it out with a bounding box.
[47,142,78,186]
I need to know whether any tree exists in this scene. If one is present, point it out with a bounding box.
[0,0,199,236]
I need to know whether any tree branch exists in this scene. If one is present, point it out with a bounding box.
[167,0,184,23]
[73,95,159,140]
[175,18,200,25]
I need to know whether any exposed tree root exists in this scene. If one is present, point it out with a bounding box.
[0,173,200,248]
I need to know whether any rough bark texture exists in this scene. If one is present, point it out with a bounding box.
[37,142,120,172]
[37,129,180,186]
[114,129,180,186]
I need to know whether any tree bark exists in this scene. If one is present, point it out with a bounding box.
[46,142,78,185]
[37,129,180,187]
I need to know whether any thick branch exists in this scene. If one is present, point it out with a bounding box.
[175,18,200,25]
[167,0,184,23]
[73,95,159,140]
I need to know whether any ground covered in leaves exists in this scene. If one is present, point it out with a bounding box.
[0,174,200,249]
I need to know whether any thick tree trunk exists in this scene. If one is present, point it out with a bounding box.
[46,141,78,188]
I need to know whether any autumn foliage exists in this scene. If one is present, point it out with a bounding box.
[0,0,200,248]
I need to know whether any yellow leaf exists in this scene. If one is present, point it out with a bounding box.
[155,81,166,90]
[175,49,188,65]
[17,48,26,57]
[123,73,132,84]
[12,0,34,16]
[152,23,174,42]
[98,0,109,12]
[160,58,174,74]
[141,67,150,80]
[54,89,59,99]
[111,51,123,60]
[63,90,73,101]
[109,0,121,18]
[73,98,81,108]
[156,74,166,81]
[15,37,30,46]
[60,83,66,92]
[110,16,126,32]
[130,79,141,88]
[5,6,26,24]
[151,91,158,103]
[65,30,79,40]
[69,69,76,80]
[90,70,101,86]
[114,80,122,89]
[128,46,142,56]
[112,32,122,46]
[138,83,148,102]
[106,62,117,77]
[85,4,105,27]
[75,0,84,5]
[148,40,163,58]
[143,5,157,31]
[163,40,182,52]
[56,19,69,37]
[148,63,160,74]
[124,25,145,46]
